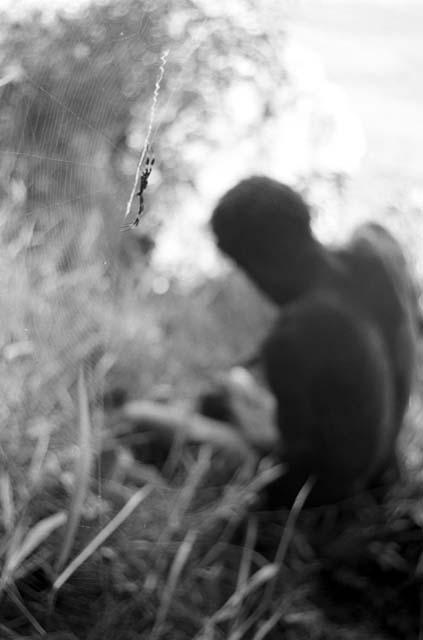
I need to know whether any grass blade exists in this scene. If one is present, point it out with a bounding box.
[1,512,66,590]
[55,365,93,573]
[151,528,197,640]
[53,484,153,593]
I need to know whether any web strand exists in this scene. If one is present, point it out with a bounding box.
[122,49,170,226]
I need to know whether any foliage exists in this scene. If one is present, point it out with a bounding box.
[1,2,423,639]
[0,0,286,241]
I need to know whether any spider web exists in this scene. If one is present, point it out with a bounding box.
[1,0,393,464]
[0,0,295,464]
[2,6,423,630]
[0,1,196,460]
[0,9,308,616]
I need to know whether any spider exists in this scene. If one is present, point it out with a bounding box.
[121,150,155,230]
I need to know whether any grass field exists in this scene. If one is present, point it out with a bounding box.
[2,2,423,638]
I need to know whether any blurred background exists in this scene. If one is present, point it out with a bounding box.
[1,0,422,435]
[1,1,423,637]
[1,0,422,433]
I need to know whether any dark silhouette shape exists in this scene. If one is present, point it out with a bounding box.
[211,176,420,507]
[198,385,236,424]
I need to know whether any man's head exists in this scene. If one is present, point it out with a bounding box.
[211,176,315,304]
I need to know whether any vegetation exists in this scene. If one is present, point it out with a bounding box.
[0,1,423,638]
